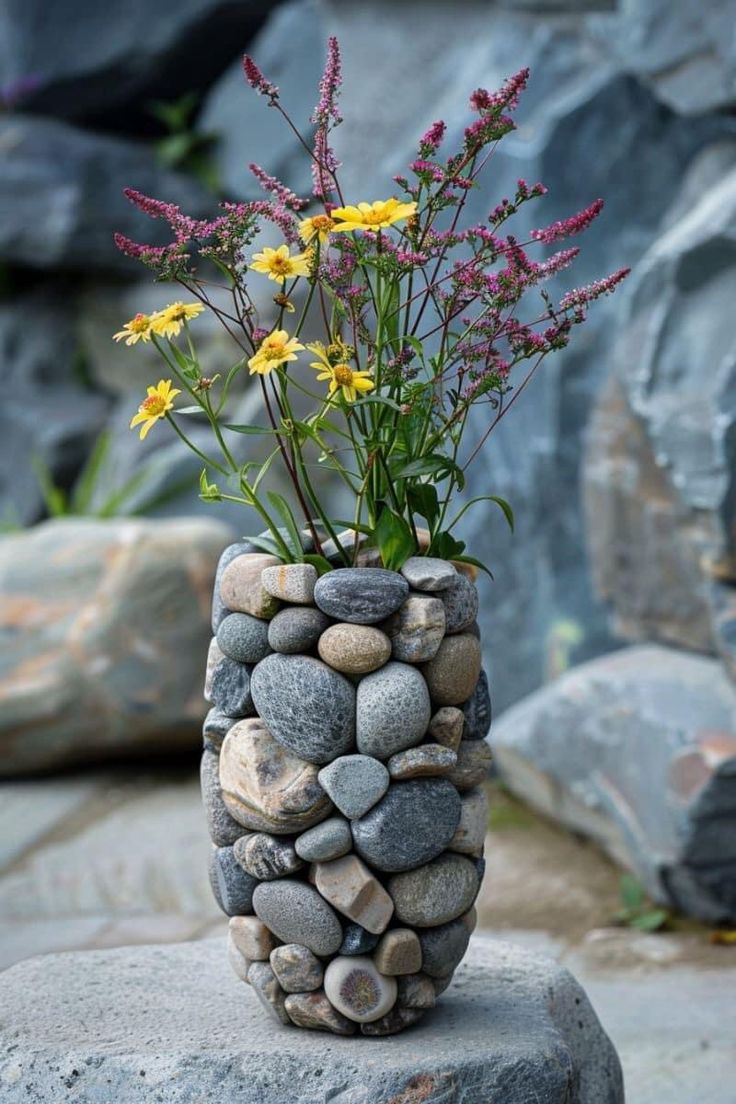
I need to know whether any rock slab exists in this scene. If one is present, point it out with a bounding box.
[0,936,623,1103]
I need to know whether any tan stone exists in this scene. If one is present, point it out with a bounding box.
[428,706,465,751]
[422,634,482,705]
[387,744,457,780]
[261,563,317,605]
[312,854,394,934]
[284,990,357,1035]
[229,915,278,961]
[220,553,281,619]
[447,740,493,791]
[318,624,392,675]
[449,787,489,856]
[383,594,446,663]
[219,718,332,833]
[247,960,290,1024]
[226,930,251,981]
[374,929,422,976]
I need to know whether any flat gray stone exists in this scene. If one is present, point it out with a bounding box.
[400,556,458,592]
[200,748,246,848]
[208,657,255,718]
[314,567,409,624]
[351,778,462,873]
[295,817,352,862]
[253,880,343,957]
[267,607,331,654]
[0,936,624,1102]
[317,755,389,819]
[250,654,356,765]
[208,845,258,917]
[462,669,492,740]
[438,573,479,634]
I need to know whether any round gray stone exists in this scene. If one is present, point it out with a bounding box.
[267,607,331,654]
[200,748,246,848]
[253,880,343,957]
[314,567,409,624]
[0,937,625,1102]
[317,755,390,819]
[208,845,258,917]
[400,556,458,592]
[209,657,255,718]
[419,914,473,978]
[351,778,462,873]
[202,707,233,752]
[217,613,272,665]
[356,662,432,759]
[388,853,480,927]
[250,653,356,765]
[439,573,479,634]
[295,816,353,862]
[463,669,492,740]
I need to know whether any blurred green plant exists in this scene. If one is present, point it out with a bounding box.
[148,92,220,193]
[612,874,670,932]
[32,430,199,519]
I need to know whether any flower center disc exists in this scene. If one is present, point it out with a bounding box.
[141,395,166,415]
[333,363,354,385]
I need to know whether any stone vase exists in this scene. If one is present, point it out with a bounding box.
[201,537,492,1035]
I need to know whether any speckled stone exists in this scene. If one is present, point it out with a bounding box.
[422,634,482,706]
[253,880,343,957]
[267,607,330,654]
[418,913,473,978]
[387,744,457,780]
[351,778,461,873]
[250,653,356,765]
[208,656,255,718]
[226,930,250,982]
[219,718,332,834]
[314,568,409,624]
[200,748,246,847]
[208,845,258,917]
[220,553,281,619]
[229,916,279,962]
[261,563,318,605]
[317,755,389,819]
[247,961,290,1025]
[284,990,357,1035]
[204,638,224,701]
[439,573,479,634]
[396,973,436,1010]
[450,787,489,856]
[373,929,422,976]
[317,623,392,675]
[202,707,233,752]
[339,923,380,956]
[324,956,397,1024]
[212,540,257,632]
[382,594,446,663]
[295,817,352,862]
[463,669,492,740]
[400,556,458,592]
[312,854,394,934]
[270,944,323,993]
[233,832,304,880]
[360,1006,424,1035]
[217,612,272,665]
[388,853,480,927]
[447,739,493,791]
[427,706,465,751]
[356,662,431,759]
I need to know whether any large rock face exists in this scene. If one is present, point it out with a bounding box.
[0,517,233,775]
[493,645,736,923]
[0,115,212,273]
[0,936,624,1103]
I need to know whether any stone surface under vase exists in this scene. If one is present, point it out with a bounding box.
[203,543,491,1035]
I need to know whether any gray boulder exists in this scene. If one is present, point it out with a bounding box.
[493,644,736,923]
[0,935,623,1102]
[0,516,233,775]
[0,114,211,272]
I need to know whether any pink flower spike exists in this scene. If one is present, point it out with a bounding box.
[560,267,631,312]
[312,35,343,126]
[531,198,604,244]
[249,163,307,211]
[242,55,279,99]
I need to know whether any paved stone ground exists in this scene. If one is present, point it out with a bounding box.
[1,767,734,1103]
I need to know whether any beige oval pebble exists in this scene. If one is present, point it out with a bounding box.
[422,633,482,705]
[318,623,392,675]
[387,744,457,780]
[220,717,332,833]
[220,553,281,619]
[261,563,317,605]
[428,706,465,751]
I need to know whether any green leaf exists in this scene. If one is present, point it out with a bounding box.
[630,910,669,933]
[353,394,403,413]
[303,553,334,576]
[432,530,466,561]
[453,553,494,580]
[375,506,415,572]
[69,430,111,513]
[619,874,644,911]
[266,492,305,561]
[397,454,465,490]
[447,495,515,533]
[248,533,285,558]
[224,424,277,435]
[175,404,207,415]
[31,456,67,517]
[330,519,375,537]
[407,483,439,529]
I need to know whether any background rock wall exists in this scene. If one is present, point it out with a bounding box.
[2,0,736,722]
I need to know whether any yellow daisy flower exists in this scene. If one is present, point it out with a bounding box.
[129,379,181,440]
[308,343,374,403]
[113,312,153,345]
[249,244,312,284]
[150,301,205,339]
[330,198,418,233]
[298,213,336,245]
[248,329,305,376]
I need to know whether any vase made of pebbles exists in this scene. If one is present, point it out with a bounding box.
[201,536,492,1036]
